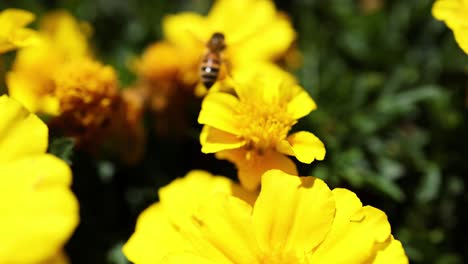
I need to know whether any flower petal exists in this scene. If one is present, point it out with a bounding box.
[7,27,39,47]
[286,88,317,119]
[277,131,326,164]
[198,92,241,134]
[193,193,260,264]
[208,0,295,62]
[0,154,78,263]
[125,171,257,264]
[40,11,90,59]
[432,0,465,28]
[7,72,60,115]
[162,253,219,264]
[233,13,295,62]
[432,0,468,54]
[217,149,298,191]
[371,236,409,264]
[163,13,209,48]
[158,170,256,225]
[123,204,191,264]
[253,170,335,256]
[309,188,392,263]
[454,25,468,54]
[0,95,48,163]
[0,9,35,29]
[200,126,246,154]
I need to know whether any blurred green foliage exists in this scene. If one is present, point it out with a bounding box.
[1,0,467,263]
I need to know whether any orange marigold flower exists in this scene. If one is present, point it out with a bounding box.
[49,58,120,146]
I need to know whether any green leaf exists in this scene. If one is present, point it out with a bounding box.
[48,137,75,165]
[416,163,441,203]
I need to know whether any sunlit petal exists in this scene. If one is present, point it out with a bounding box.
[277,131,326,164]
[0,95,48,163]
[253,170,335,255]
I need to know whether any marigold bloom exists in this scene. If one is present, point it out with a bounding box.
[432,0,468,54]
[0,95,78,263]
[7,10,91,114]
[0,9,39,54]
[198,66,325,190]
[123,169,408,264]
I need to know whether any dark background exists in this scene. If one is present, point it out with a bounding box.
[1,0,467,263]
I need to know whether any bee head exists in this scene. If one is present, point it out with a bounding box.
[208,32,226,51]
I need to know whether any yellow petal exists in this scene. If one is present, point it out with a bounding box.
[200,126,246,153]
[371,236,409,264]
[310,188,392,263]
[232,13,295,62]
[432,0,468,54]
[0,9,35,28]
[193,193,260,264]
[0,154,78,263]
[277,131,326,164]
[286,88,317,119]
[7,71,60,115]
[158,170,254,226]
[0,95,48,163]
[125,171,256,264]
[198,92,241,135]
[454,25,468,54]
[163,12,209,48]
[7,27,39,47]
[208,0,275,42]
[217,148,298,191]
[432,0,464,27]
[162,253,220,264]
[253,170,335,256]
[123,204,191,264]
[0,9,38,53]
[208,0,295,60]
[40,10,90,59]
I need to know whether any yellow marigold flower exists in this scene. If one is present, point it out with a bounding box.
[432,0,468,54]
[0,8,39,54]
[0,95,79,263]
[123,170,257,264]
[123,170,408,264]
[161,0,296,91]
[198,65,325,190]
[7,10,91,114]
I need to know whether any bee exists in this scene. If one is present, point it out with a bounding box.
[200,32,226,89]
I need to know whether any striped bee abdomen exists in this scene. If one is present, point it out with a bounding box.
[200,52,221,88]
